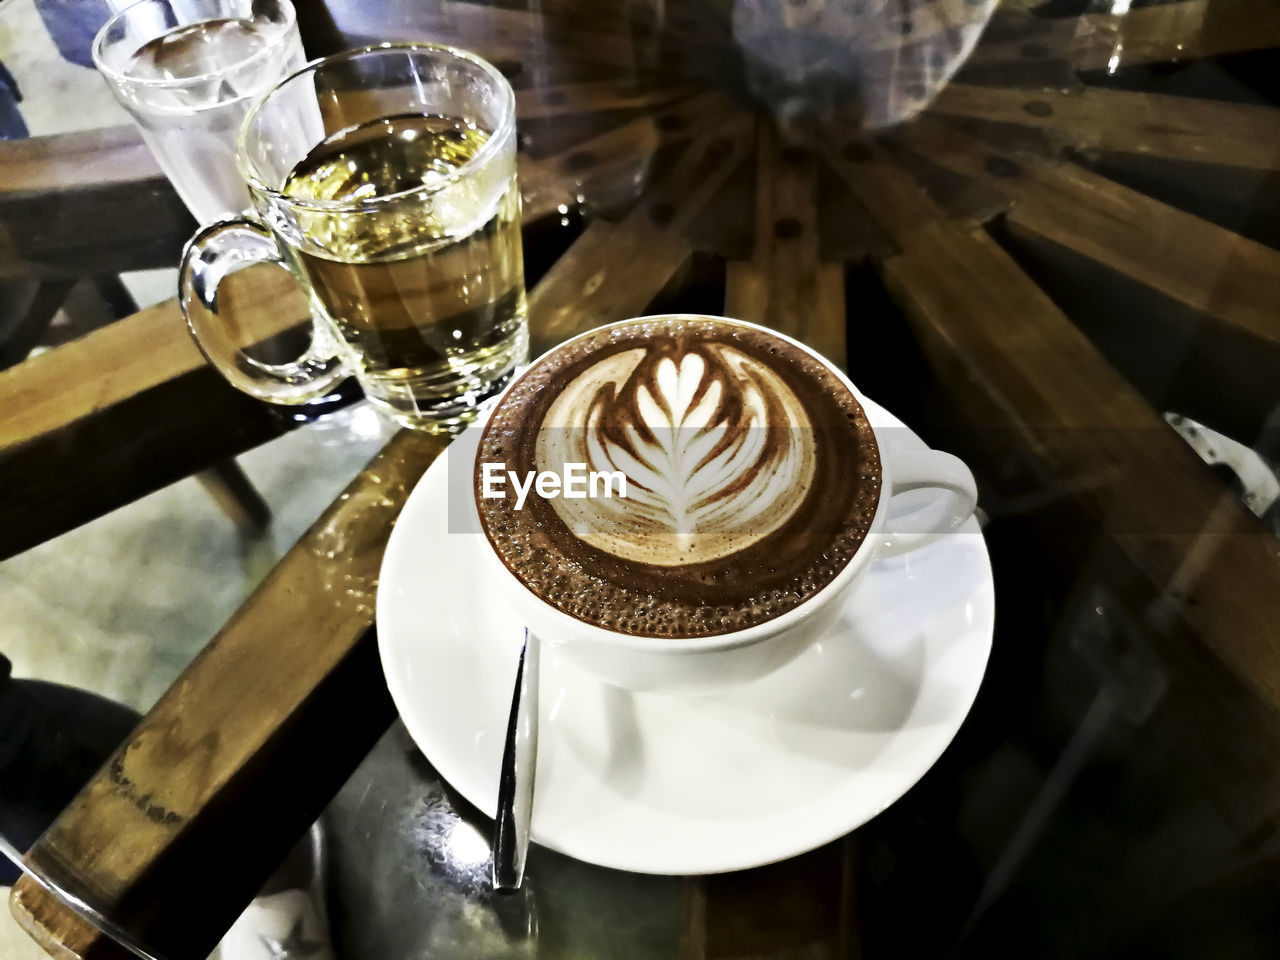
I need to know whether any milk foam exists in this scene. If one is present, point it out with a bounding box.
[536,343,816,566]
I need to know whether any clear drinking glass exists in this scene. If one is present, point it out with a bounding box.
[92,0,306,223]
[179,44,529,432]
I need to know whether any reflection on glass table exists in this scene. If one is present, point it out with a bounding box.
[1,0,1278,957]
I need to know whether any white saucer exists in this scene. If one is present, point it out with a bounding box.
[377,397,994,875]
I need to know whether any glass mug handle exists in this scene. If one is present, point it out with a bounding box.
[878,448,979,557]
[179,217,349,404]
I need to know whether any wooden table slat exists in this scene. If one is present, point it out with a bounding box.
[894,119,1280,352]
[0,127,162,195]
[927,83,1280,171]
[725,120,846,369]
[0,265,297,449]
[0,265,313,560]
[528,114,752,355]
[515,81,689,121]
[821,130,1280,718]
[11,428,449,960]
[519,92,735,223]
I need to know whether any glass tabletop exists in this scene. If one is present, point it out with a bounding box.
[2,0,1279,958]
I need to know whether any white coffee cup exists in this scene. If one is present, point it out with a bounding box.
[473,315,977,694]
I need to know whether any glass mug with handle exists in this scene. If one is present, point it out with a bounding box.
[180,43,528,432]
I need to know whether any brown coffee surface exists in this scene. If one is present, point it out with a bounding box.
[475,317,881,638]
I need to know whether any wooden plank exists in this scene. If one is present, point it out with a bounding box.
[7,889,113,960]
[0,265,308,560]
[724,120,846,369]
[974,0,1280,70]
[0,95,717,278]
[0,126,162,193]
[970,12,1093,68]
[10,427,447,960]
[0,378,288,563]
[528,116,753,355]
[983,209,1280,449]
[0,100,704,282]
[515,81,687,121]
[1006,168,1280,352]
[893,119,1280,351]
[0,232,193,284]
[1066,150,1280,252]
[818,130,949,249]
[519,93,734,223]
[0,265,294,450]
[0,115,649,261]
[927,84,1280,170]
[821,131,1280,716]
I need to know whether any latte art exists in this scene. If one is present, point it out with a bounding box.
[537,344,816,565]
[475,317,882,639]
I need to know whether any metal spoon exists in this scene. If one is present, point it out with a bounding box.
[492,628,539,892]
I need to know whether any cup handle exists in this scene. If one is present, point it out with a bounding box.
[878,448,978,558]
[179,217,349,405]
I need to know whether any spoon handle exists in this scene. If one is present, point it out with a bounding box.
[492,628,539,892]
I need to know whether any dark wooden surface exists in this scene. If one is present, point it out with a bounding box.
[822,131,1280,715]
[890,118,1280,445]
[725,120,846,368]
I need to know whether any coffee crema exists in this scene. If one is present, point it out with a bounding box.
[475,317,881,638]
